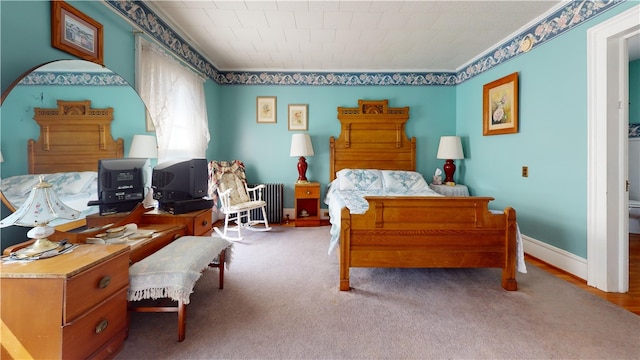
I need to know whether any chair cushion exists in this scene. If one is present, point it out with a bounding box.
[219,172,250,205]
[229,200,266,212]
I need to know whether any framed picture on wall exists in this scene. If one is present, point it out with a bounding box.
[288,104,308,131]
[483,72,519,136]
[256,96,277,123]
[51,1,104,65]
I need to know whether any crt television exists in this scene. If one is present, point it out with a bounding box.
[97,158,150,214]
[152,158,208,203]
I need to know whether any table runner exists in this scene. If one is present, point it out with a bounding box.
[128,236,233,304]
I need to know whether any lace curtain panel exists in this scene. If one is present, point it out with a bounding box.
[135,36,210,163]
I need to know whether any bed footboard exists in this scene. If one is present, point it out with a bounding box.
[338,196,517,291]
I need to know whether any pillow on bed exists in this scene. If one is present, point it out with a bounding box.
[63,171,98,194]
[381,170,430,192]
[1,174,42,196]
[336,169,383,191]
[44,172,98,195]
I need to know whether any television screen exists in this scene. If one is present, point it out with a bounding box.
[152,158,208,203]
[98,158,149,205]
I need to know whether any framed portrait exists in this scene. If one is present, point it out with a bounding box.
[256,96,277,123]
[288,104,308,131]
[483,72,519,136]
[51,1,104,65]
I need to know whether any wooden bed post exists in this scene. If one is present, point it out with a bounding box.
[329,137,336,181]
[339,207,351,291]
[502,207,518,291]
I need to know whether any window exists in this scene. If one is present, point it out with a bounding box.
[135,36,209,163]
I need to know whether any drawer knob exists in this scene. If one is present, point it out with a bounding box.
[306,190,311,195]
[98,276,111,289]
[95,319,109,334]
[202,220,208,226]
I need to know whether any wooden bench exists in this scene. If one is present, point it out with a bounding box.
[127,236,233,342]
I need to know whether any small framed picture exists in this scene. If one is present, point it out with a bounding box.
[483,72,519,136]
[256,96,277,123]
[288,104,308,131]
[51,1,104,65]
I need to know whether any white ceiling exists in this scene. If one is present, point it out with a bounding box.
[145,0,573,72]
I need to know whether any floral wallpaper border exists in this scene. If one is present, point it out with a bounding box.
[630,123,640,137]
[18,71,130,86]
[99,0,621,86]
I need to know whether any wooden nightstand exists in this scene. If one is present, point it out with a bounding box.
[295,182,321,227]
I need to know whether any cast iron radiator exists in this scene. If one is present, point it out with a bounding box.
[247,183,284,224]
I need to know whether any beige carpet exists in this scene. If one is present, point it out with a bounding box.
[117,226,639,359]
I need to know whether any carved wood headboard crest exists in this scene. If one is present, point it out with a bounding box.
[29,100,124,174]
[329,99,416,180]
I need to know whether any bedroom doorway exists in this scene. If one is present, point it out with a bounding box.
[587,5,640,293]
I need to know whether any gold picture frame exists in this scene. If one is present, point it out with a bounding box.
[288,104,308,131]
[256,96,277,123]
[51,1,104,65]
[483,72,519,136]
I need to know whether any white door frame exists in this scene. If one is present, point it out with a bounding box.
[586,5,639,292]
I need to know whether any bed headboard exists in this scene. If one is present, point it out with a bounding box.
[28,100,124,174]
[329,99,415,180]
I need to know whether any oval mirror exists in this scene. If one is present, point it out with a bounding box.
[0,59,152,251]
[1,59,150,177]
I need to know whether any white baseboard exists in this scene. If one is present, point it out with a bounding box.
[522,234,587,280]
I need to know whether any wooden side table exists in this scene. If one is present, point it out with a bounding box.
[429,183,470,196]
[295,182,321,227]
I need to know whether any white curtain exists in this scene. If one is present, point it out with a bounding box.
[135,36,210,163]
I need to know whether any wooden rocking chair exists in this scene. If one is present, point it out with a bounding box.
[208,160,271,241]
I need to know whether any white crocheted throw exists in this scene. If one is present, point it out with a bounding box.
[128,236,233,305]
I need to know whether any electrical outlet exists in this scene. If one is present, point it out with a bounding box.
[283,208,295,219]
[522,166,528,177]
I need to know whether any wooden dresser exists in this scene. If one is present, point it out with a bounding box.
[1,245,130,359]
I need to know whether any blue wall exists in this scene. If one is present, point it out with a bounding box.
[456,4,636,258]
[215,85,455,207]
[631,59,640,124]
[1,0,638,259]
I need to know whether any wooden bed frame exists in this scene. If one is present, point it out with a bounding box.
[1,100,124,230]
[329,99,518,291]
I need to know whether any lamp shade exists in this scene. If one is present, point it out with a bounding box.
[436,136,464,160]
[0,177,80,254]
[0,177,80,228]
[129,134,158,158]
[289,133,314,157]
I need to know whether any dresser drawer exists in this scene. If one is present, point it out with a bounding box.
[295,185,320,199]
[88,330,127,360]
[65,251,129,322]
[63,288,128,360]
[193,208,213,235]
